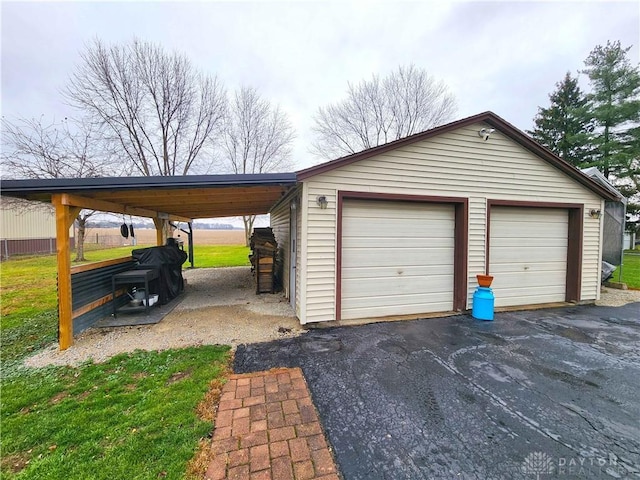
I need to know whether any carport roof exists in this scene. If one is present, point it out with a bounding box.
[1,173,298,221]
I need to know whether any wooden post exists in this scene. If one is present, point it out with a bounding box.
[52,195,80,350]
[153,218,166,246]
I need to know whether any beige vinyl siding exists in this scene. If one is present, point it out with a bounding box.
[301,122,602,324]
[295,195,302,318]
[269,199,291,298]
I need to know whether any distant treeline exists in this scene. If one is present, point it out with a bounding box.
[90,220,237,230]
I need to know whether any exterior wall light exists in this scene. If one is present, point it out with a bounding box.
[316,195,328,209]
[589,209,602,219]
[478,128,496,141]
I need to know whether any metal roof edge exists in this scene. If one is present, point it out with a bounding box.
[0,172,299,195]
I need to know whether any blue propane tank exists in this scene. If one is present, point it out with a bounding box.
[472,286,495,321]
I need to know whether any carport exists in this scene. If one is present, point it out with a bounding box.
[1,173,297,350]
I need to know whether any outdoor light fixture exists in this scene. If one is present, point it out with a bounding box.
[589,209,602,219]
[316,195,328,209]
[478,128,496,141]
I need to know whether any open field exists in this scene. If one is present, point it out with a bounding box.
[84,227,245,247]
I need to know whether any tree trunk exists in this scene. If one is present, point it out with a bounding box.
[243,215,256,247]
[74,215,87,262]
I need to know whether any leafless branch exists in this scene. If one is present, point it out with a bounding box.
[311,65,457,159]
[219,86,295,244]
[64,38,227,176]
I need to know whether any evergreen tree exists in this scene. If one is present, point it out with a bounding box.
[581,40,640,181]
[528,72,592,167]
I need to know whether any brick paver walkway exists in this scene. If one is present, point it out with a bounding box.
[205,367,340,480]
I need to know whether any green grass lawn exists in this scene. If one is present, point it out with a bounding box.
[621,251,640,289]
[1,346,230,479]
[74,244,250,268]
[0,244,248,478]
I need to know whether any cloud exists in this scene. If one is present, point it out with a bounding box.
[2,1,638,170]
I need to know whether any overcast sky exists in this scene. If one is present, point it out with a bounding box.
[1,1,639,172]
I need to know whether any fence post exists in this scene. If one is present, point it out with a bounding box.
[3,239,8,260]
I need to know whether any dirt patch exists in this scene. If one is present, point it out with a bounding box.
[1,452,31,474]
[49,392,69,405]
[166,369,192,385]
[76,391,92,401]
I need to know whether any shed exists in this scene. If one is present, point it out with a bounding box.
[0,199,75,259]
[271,112,618,325]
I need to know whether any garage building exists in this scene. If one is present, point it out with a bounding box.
[271,111,618,325]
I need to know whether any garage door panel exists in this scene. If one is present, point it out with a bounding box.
[343,274,454,297]
[494,289,566,307]
[343,221,454,238]
[342,265,454,279]
[490,246,567,264]
[342,233,453,249]
[343,291,453,308]
[343,301,455,320]
[490,207,568,307]
[492,270,566,289]
[491,208,568,222]
[343,202,453,219]
[490,262,566,275]
[342,199,455,319]
[342,247,455,268]
[490,237,568,249]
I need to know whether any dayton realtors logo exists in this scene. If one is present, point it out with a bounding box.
[521,451,624,477]
[521,452,554,478]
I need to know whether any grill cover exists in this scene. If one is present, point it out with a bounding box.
[132,246,187,304]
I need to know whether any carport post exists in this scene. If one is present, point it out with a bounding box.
[153,218,168,246]
[52,195,81,350]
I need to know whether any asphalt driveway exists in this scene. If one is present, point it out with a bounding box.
[235,303,640,479]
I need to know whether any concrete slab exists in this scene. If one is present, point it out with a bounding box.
[235,303,640,479]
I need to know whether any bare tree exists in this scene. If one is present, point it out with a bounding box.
[312,65,457,159]
[64,38,227,177]
[220,86,295,245]
[1,116,109,261]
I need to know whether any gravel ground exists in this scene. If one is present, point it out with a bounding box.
[23,270,638,368]
[24,267,302,368]
[596,285,640,306]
